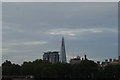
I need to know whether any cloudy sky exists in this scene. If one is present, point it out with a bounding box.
[0,2,1,65]
[1,0,120,2]
[2,2,118,64]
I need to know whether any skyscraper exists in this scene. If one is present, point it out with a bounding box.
[60,37,67,63]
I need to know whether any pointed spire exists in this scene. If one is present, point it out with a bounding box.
[60,36,67,63]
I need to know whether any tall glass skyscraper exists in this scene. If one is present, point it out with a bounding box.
[60,37,67,63]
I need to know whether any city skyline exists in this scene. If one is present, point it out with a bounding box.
[2,2,118,64]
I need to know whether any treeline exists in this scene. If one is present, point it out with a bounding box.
[2,59,120,79]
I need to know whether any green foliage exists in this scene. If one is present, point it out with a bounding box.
[2,59,120,79]
[20,61,34,75]
[103,64,120,78]
[2,60,20,75]
[71,60,99,78]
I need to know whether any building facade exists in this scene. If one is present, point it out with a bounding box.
[43,51,59,64]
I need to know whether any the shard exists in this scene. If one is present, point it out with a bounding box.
[60,37,67,63]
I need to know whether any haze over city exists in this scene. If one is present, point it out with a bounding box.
[2,2,118,64]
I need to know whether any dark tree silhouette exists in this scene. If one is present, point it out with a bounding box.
[2,59,120,80]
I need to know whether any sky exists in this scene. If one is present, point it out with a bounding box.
[0,1,1,68]
[1,0,120,2]
[2,2,118,64]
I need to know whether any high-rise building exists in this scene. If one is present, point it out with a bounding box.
[60,37,67,63]
[43,51,59,64]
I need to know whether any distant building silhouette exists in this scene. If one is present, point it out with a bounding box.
[70,55,89,64]
[84,54,87,60]
[60,37,67,63]
[101,58,120,67]
[70,56,81,64]
[43,51,59,64]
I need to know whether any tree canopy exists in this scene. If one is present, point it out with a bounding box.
[2,59,120,79]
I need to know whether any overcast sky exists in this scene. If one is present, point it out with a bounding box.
[0,2,1,65]
[2,2,118,64]
[1,0,120,2]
